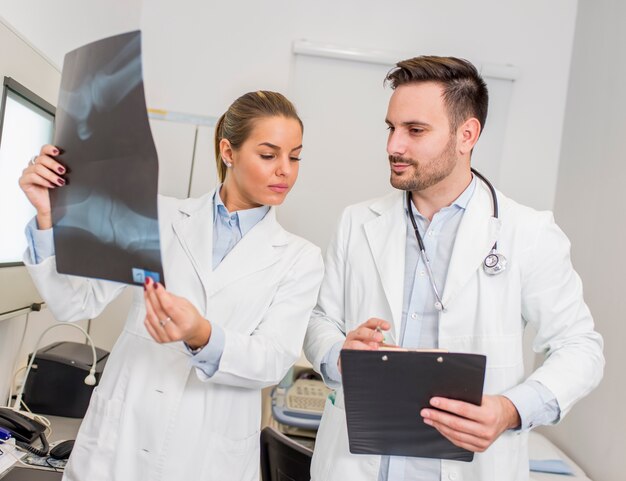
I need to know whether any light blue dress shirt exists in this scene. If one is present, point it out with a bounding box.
[187,187,269,374]
[320,177,560,481]
[25,186,269,378]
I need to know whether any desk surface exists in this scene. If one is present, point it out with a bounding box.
[0,415,82,480]
[45,416,82,444]
[0,467,63,481]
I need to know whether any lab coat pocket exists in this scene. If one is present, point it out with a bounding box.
[65,387,124,481]
[81,388,123,449]
[202,429,260,480]
[310,396,342,480]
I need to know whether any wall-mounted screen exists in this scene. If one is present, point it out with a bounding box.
[0,77,55,266]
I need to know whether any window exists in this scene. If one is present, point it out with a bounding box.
[0,77,55,265]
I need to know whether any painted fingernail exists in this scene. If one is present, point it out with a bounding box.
[57,166,65,174]
[57,178,65,186]
[52,148,59,155]
[144,277,151,286]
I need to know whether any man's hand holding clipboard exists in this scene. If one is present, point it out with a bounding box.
[339,318,521,461]
[420,389,521,454]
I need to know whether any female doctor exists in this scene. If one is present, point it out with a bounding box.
[18,90,324,481]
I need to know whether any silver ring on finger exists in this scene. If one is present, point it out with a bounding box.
[159,316,172,328]
[28,155,38,166]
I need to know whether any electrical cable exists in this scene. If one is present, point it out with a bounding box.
[6,311,31,406]
[13,322,98,411]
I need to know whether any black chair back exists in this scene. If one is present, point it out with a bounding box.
[260,427,313,481]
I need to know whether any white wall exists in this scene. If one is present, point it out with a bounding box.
[0,1,142,69]
[139,0,577,213]
[548,1,626,480]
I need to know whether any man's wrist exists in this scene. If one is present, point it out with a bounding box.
[500,395,521,430]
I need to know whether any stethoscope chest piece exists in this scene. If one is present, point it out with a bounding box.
[483,250,507,275]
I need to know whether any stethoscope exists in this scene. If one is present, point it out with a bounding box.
[406,168,507,312]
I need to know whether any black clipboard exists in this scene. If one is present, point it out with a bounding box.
[340,349,486,462]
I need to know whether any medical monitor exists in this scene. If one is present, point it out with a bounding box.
[0,77,54,315]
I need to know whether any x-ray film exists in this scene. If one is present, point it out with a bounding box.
[50,31,164,286]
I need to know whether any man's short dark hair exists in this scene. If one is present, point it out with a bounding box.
[385,56,489,133]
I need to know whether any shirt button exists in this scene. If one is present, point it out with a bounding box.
[411,313,417,320]
[428,231,435,236]
[449,471,459,480]
[419,271,426,277]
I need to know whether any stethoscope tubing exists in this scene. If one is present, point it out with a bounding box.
[405,168,502,315]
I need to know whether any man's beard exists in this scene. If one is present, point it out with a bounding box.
[389,136,457,192]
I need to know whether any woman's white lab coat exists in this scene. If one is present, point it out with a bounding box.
[304,182,603,481]
[24,190,323,481]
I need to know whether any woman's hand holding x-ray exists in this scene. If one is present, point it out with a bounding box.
[143,278,212,349]
[18,144,67,229]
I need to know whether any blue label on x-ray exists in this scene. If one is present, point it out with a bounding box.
[132,268,160,284]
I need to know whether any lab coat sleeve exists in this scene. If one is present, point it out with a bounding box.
[503,380,560,430]
[521,212,604,418]
[200,243,324,389]
[303,208,351,376]
[22,228,127,323]
[187,324,226,377]
[25,217,55,262]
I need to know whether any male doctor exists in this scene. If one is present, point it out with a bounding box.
[303,56,604,481]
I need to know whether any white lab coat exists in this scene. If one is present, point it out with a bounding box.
[24,190,324,481]
[304,183,603,481]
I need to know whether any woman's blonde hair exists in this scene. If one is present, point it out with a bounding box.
[214,91,303,182]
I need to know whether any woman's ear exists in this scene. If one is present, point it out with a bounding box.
[457,118,481,155]
[220,139,233,167]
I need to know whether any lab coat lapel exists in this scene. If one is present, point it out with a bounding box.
[171,191,215,301]
[363,193,406,342]
[441,182,501,308]
[207,208,285,297]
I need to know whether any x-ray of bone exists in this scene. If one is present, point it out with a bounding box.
[57,33,142,141]
[51,31,164,286]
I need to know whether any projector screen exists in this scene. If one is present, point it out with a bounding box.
[0,77,55,316]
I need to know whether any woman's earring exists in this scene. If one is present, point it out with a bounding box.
[223,159,232,168]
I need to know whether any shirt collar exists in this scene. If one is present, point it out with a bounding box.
[404,175,478,215]
[213,185,270,236]
[452,175,477,210]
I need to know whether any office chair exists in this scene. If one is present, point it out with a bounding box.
[260,426,313,481]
